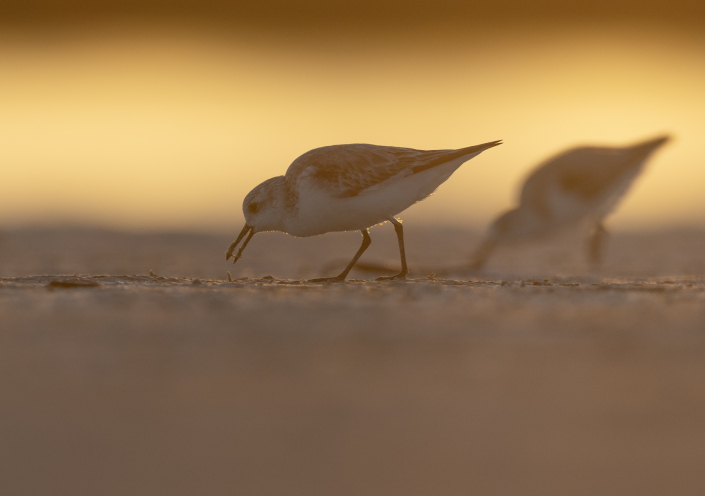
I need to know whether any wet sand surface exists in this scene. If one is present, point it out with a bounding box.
[2,227,705,495]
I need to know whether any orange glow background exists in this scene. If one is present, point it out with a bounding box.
[2,1,705,232]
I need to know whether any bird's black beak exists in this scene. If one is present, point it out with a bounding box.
[225,224,255,264]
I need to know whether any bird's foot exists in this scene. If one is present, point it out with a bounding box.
[375,272,407,281]
[308,275,346,283]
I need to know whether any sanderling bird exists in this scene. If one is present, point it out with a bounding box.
[226,140,502,281]
[470,135,669,269]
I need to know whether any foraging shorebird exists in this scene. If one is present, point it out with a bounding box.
[470,135,669,269]
[226,140,502,281]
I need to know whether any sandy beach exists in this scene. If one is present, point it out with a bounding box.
[1,227,705,495]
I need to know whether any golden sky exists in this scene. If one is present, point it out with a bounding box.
[2,13,705,232]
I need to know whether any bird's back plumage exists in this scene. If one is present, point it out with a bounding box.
[519,139,666,220]
[286,141,501,199]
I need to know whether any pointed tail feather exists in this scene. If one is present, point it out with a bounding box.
[412,139,502,174]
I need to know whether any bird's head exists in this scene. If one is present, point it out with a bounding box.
[242,176,286,233]
[225,176,286,263]
[488,208,543,242]
[469,208,543,270]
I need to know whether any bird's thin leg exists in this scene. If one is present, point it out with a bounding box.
[309,230,372,282]
[377,218,408,280]
[587,222,608,267]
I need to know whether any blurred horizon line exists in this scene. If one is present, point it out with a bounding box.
[3,221,705,237]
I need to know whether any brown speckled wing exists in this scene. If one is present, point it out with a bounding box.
[520,147,646,217]
[285,142,500,199]
[285,144,447,198]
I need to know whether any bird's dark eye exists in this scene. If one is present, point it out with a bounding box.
[248,202,259,214]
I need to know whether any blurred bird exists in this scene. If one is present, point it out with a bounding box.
[470,135,670,269]
[226,140,502,281]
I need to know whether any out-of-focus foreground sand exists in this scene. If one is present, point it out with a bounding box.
[2,227,705,496]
